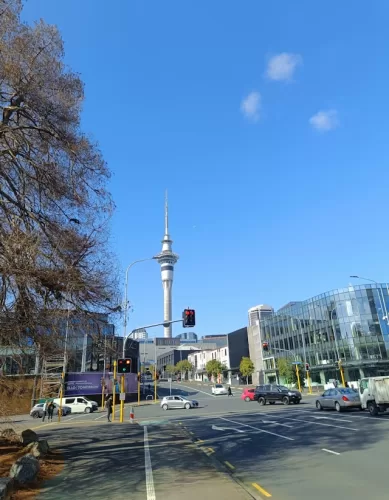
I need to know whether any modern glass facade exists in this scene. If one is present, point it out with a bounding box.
[260,284,389,384]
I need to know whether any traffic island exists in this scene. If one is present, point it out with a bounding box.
[0,428,63,499]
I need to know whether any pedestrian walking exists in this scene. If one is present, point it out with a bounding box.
[47,401,54,422]
[105,396,113,422]
[228,386,233,397]
[345,381,349,388]
[42,399,48,422]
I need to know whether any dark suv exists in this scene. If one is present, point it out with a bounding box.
[254,384,302,406]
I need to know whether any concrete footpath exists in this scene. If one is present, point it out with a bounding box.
[37,421,255,500]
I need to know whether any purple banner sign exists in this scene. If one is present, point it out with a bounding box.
[65,372,137,396]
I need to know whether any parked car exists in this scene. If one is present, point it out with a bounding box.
[211,384,228,395]
[53,396,97,414]
[160,395,198,410]
[254,384,302,405]
[316,387,361,412]
[241,388,255,402]
[30,402,71,419]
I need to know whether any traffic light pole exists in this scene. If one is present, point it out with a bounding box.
[112,360,117,422]
[123,318,184,356]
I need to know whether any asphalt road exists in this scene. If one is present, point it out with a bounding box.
[6,382,389,499]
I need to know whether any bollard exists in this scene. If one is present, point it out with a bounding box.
[129,406,135,423]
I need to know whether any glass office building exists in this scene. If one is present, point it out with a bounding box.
[260,284,389,384]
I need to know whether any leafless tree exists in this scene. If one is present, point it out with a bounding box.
[0,0,120,361]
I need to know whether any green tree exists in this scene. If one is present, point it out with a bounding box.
[165,364,176,376]
[277,358,297,385]
[175,360,193,380]
[240,357,255,384]
[205,359,224,380]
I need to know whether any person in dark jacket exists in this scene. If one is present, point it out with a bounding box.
[105,396,113,422]
[47,401,55,422]
[228,386,233,397]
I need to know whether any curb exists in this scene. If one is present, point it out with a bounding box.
[177,422,264,500]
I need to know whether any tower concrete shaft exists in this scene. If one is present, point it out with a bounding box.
[156,192,178,338]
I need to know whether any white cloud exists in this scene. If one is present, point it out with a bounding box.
[266,53,302,81]
[309,109,339,131]
[240,91,261,122]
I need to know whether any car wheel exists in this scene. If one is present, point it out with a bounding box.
[367,401,378,416]
[282,396,290,405]
[335,402,342,412]
[258,397,266,406]
[316,400,323,411]
[32,412,39,419]
[184,403,191,410]
[84,407,91,414]
[269,401,276,405]
[162,404,168,411]
[244,396,251,402]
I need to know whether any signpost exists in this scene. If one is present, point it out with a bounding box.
[168,377,172,395]
[119,392,126,401]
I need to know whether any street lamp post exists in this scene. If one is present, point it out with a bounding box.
[122,257,158,357]
[350,275,389,325]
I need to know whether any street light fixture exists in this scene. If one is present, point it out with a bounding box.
[122,256,158,357]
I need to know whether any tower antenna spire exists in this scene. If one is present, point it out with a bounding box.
[165,189,169,236]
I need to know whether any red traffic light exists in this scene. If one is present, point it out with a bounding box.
[183,308,195,327]
[117,358,131,373]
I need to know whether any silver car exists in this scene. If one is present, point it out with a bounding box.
[316,387,361,412]
[160,395,199,410]
[30,402,71,418]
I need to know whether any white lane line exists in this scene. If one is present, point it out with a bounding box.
[322,448,340,456]
[282,416,358,431]
[178,383,216,398]
[219,417,295,441]
[144,426,156,500]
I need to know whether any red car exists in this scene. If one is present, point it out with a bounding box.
[241,388,255,402]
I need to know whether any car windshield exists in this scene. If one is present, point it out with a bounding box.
[215,384,223,388]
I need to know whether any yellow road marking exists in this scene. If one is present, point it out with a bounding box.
[252,482,272,497]
[208,447,215,454]
[224,461,235,470]
[197,439,204,443]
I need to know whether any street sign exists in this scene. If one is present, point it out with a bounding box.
[292,361,302,364]
[168,378,172,383]
[119,392,126,401]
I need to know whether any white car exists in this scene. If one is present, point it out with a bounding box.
[160,396,199,410]
[211,384,228,395]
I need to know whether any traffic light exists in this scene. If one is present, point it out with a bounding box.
[262,341,269,352]
[117,358,131,373]
[183,308,196,327]
[305,363,310,371]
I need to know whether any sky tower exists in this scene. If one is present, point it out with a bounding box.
[156,192,179,338]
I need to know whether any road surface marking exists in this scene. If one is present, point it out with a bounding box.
[282,416,358,431]
[322,448,340,455]
[197,439,204,443]
[178,383,217,397]
[312,416,353,423]
[208,447,215,454]
[144,426,156,500]
[211,424,245,433]
[261,420,293,428]
[219,417,294,441]
[224,461,235,470]
[252,482,272,497]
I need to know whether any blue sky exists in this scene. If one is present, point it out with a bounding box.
[22,1,389,337]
